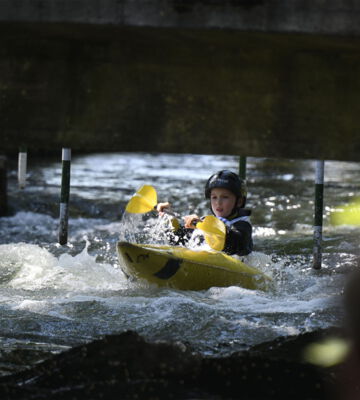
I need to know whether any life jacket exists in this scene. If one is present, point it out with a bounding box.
[217,215,251,226]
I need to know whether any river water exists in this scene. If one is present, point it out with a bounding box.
[0,153,358,376]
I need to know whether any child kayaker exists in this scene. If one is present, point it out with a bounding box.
[157,170,253,256]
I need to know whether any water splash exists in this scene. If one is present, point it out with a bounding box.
[0,242,126,292]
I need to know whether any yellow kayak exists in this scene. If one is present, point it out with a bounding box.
[117,242,271,291]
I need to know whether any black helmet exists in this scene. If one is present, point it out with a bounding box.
[205,170,247,207]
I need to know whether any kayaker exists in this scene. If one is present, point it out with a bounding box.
[157,170,253,256]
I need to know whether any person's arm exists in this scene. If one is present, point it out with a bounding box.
[183,214,201,229]
[156,202,171,216]
[223,221,253,256]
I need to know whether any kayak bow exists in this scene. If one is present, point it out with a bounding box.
[117,242,271,291]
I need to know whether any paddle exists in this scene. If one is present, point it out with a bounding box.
[196,215,226,252]
[125,185,226,251]
[125,185,159,214]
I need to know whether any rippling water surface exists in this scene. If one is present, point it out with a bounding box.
[0,153,358,376]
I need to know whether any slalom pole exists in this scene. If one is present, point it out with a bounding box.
[58,148,71,245]
[18,145,27,189]
[313,160,325,270]
[0,155,7,216]
[239,156,247,180]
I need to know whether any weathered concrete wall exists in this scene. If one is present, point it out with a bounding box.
[0,0,360,35]
[1,1,360,161]
[1,22,360,161]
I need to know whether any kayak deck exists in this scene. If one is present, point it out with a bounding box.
[117,242,271,291]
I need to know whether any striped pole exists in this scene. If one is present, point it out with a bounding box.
[239,156,247,180]
[58,148,71,245]
[313,160,325,270]
[0,156,7,216]
[18,145,27,189]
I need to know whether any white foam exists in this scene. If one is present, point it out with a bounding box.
[0,242,126,292]
[253,227,277,237]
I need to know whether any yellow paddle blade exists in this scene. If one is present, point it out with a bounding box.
[197,216,226,251]
[125,185,158,214]
[330,198,360,226]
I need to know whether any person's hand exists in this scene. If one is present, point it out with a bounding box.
[183,214,200,229]
[156,202,171,216]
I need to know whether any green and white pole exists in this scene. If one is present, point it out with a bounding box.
[239,156,247,180]
[59,148,71,245]
[18,145,27,189]
[313,160,325,270]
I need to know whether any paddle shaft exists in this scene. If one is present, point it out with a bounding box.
[157,205,179,218]
[126,184,226,250]
[161,207,201,229]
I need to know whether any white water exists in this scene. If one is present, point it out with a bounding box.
[0,153,358,375]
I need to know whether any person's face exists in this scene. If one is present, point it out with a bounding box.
[210,188,237,218]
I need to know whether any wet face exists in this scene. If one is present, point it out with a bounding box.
[210,188,238,218]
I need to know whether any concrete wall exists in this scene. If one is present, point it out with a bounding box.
[0,0,360,35]
[1,1,360,161]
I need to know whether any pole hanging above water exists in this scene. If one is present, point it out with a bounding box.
[0,156,7,216]
[18,145,27,189]
[313,160,325,270]
[239,156,247,180]
[58,148,71,245]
